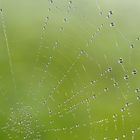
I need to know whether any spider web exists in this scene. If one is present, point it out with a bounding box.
[0,0,140,139]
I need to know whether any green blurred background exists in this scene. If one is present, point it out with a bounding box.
[0,0,140,139]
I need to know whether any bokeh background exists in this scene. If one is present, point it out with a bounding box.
[0,0,140,139]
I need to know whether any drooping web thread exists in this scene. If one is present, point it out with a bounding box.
[0,0,140,140]
[0,8,16,91]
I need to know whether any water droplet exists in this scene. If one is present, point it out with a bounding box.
[50,0,53,4]
[135,88,140,93]
[131,130,135,134]
[107,67,112,72]
[60,26,64,31]
[48,8,51,12]
[90,80,96,85]
[137,96,140,100]
[113,113,117,119]
[49,110,52,114]
[99,11,103,16]
[125,102,129,107]
[121,107,125,112]
[75,124,79,128]
[109,10,113,15]
[110,22,115,27]
[113,82,118,87]
[97,27,101,31]
[130,44,134,48]
[106,15,110,19]
[124,75,129,80]
[80,50,85,55]
[132,69,137,75]
[104,88,108,92]
[122,134,126,138]
[118,58,123,64]
[64,18,68,22]
[69,0,72,4]
[92,94,96,99]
